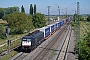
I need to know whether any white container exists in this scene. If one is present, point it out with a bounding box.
[38,26,50,38]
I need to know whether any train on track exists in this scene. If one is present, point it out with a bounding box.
[21,17,72,51]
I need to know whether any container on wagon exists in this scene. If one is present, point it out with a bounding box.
[62,20,64,25]
[57,22,61,28]
[39,26,50,38]
[58,22,60,28]
[60,20,63,26]
[54,22,58,30]
[47,24,55,33]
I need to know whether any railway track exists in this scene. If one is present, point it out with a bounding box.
[10,23,71,60]
[0,44,21,56]
[10,23,68,60]
[0,29,39,56]
[13,52,29,60]
[33,23,70,60]
[57,24,72,60]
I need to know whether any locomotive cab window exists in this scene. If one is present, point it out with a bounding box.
[23,39,27,41]
[27,39,31,42]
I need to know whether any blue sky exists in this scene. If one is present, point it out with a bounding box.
[0,0,90,15]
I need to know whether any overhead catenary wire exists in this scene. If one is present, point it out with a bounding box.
[46,3,77,19]
[48,3,76,15]
[60,3,77,17]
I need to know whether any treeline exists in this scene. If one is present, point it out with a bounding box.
[73,14,90,22]
[0,4,46,39]
[87,16,90,21]
[0,4,37,18]
[0,24,5,39]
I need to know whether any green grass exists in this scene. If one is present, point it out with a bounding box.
[1,51,18,60]
[0,29,36,45]
[0,37,22,60]
[80,21,90,38]
[0,33,26,45]
[71,20,90,40]
[0,39,21,52]
[0,29,37,59]
[0,29,37,52]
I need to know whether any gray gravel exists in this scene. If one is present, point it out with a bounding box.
[66,29,77,60]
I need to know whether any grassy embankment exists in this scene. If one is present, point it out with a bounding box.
[80,21,90,38]
[71,20,90,59]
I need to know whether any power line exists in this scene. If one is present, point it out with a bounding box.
[61,3,76,18]
[50,11,57,13]
[46,3,77,18]
[67,3,77,8]
[47,3,76,15]
[54,4,60,19]
[72,10,76,14]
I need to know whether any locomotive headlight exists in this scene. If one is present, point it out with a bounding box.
[22,41,24,44]
[29,41,31,46]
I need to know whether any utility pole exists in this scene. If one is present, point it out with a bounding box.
[72,10,76,14]
[66,8,68,18]
[62,9,63,19]
[75,2,80,58]
[54,4,60,20]
[58,8,60,17]
[5,26,10,54]
[77,1,80,55]
[47,6,51,25]
[75,10,76,14]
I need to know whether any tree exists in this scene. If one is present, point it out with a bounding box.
[0,24,5,39]
[0,8,5,19]
[87,16,90,21]
[79,15,84,21]
[21,5,25,13]
[32,13,46,28]
[73,14,77,22]
[5,12,31,34]
[30,4,33,15]
[5,6,19,14]
[2,14,10,21]
[73,14,83,22]
[34,4,36,14]
[0,7,19,19]
[28,15,34,31]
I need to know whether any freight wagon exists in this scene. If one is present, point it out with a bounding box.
[47,24,55,34]
[21,18,70,51]
[38,26,50,39]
